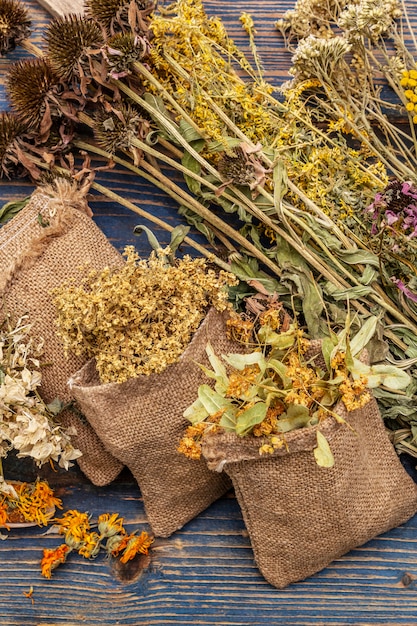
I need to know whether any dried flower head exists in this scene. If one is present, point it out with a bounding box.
[0,0,31,55]
[105,32,150,78]
[41,508,153,577]
[85,0,155,37]
[40,544,70,578]
[45,15,104,82]
[275,0,340,41]
[6,58,62,134]
[217,144,267,190]
[289,34,352,82]
[1,479,63,526]
[92,103,147,157]
[0,111,30,178]
[53,246,237,383]
[338,0,402,43]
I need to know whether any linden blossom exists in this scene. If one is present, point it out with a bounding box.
[179,304,409,467]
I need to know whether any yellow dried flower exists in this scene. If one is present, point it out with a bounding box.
[53,246,237,383]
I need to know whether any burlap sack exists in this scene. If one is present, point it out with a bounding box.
[201,344,417,589]
[68,307,236,537]
[0,179,124,486]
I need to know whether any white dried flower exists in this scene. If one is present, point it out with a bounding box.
[290,35,352,81]
[0,315,82,470]
[338,0,402,42]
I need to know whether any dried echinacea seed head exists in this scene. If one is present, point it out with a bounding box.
[85,0,155,37]
[6,57,61,132]
[0,0,31,55]
[44,14,104,81]
[0,111,30,178]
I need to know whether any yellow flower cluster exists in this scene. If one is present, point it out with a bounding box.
[53,246,237,384]
[41,509,154,578]
[401,69,417,124]
[148,0,276,148]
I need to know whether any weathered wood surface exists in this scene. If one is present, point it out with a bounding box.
[1,0,417,624]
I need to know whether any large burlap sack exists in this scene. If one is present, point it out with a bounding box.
[0,179,124,486]
[69,307,236,537]
[201,343,417,589]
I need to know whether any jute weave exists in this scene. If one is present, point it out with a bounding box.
[69,308,237,537]
[0,181,124,485]
[202,343,417,588]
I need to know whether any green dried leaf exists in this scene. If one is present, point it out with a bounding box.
[222,351,266,373]
[313,430,334,467]
[267,358,292,388]
[182,150,202,195]
[337,249,380,267]
[183,397,209,424]
[133,224,162,251]
[198,384,235,417]
[235,401,268,436]
[169,225,190,255]
[258,325,296,350]
[178,119,204,147]
[325,283,373,301]
[351,358,411,389]
[349,315,379,357]
[201,342,229,394]
[0,197,30,224]
[275,403,311,432]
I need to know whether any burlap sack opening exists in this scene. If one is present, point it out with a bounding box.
[68,307,239,537]
[201,344,417,589]
[0,180,124,486]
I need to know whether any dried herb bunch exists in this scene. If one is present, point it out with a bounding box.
[0,314,81,470]
[53,244,238,384]
[179,309,410,466]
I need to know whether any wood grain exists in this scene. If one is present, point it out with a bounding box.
[0,0,417,624]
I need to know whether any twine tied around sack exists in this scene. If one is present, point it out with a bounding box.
[0,177,92,293]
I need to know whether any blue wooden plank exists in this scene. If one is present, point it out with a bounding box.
[1,1,417,624]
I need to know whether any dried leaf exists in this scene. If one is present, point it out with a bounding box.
[222,351,266,373]
[183,398,209,424]
[313,430,334,468]
[235,401,268,436]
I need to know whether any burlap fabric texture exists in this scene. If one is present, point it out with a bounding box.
[69,307,237,537]
[0,180,124,486]
[201,342,417,589]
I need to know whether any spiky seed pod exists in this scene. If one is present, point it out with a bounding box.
[0,0,31,55]
[105,32,150,78]
[85,0,155,37]
[93,103,144,155]
[6,58,62,132]
[218,148,259,187]
[0,112,30,178]
[44,15,104,82]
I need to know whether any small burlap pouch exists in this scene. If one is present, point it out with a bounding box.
[0,179,124,486]
[68,307,236,537]
[201,342,417,589]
